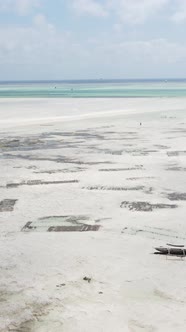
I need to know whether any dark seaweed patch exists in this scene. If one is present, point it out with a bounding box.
[39,215,89,223]
[48,225,100,232]
[99,166,143,172]
[167,193,186,201]
[120,201,177,211]
[84,185,144,191]
[6,180,79,188]
[166,167,186,171]
[1,153,113,166]
[0,199,17,212]
[87,147,123,155]
[155,145,169,149]
[34,167,86,174]
[126,177,155,180]
[125,149,158,156]
[167,151,186,156]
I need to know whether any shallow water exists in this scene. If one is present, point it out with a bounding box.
[1,79,186,98]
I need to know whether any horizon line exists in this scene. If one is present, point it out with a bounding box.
[1,78,186,83]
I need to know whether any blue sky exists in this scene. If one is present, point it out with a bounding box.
[1,0,186,79]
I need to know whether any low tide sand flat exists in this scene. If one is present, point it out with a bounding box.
[1,97,186,332]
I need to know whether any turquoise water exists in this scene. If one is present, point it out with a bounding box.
[1,80,186,98]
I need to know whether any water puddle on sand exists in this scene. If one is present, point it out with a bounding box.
[22,215,100,232]
[122,226,186,241]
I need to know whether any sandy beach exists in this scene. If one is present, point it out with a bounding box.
[1,97,186,332]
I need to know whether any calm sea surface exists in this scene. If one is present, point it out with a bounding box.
[1,79,186,98]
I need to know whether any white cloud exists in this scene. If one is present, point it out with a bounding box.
[17,0,40,15]
[107,0,170,24]
[70,0,186,26]
[71,0,170,23]
[171,0,186,23]
[93,38,186,65]
[1,1,186,79]
[0,17,88,78]
[71,0,108,17]
[0,0,41,15]
[1,16,186,79]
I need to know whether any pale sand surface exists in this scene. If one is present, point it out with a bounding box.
[1,97,186,128]
[0,98,186,331]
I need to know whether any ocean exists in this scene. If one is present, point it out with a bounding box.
[1,79,186,98]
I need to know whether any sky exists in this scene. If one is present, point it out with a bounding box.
[1,0,186,80]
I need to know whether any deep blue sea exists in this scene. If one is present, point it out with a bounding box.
[1,79,186,98]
